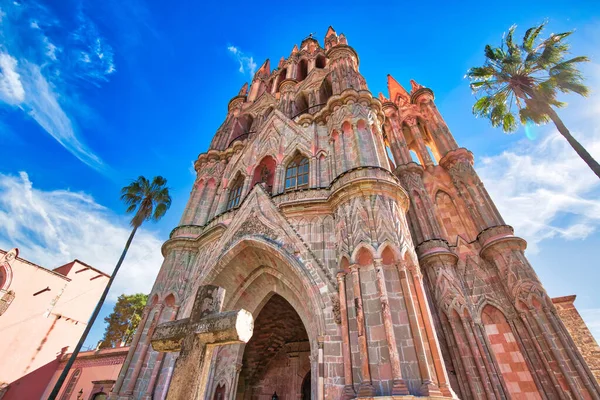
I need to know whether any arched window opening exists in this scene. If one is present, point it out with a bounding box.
[318,78,333,110]
[385,144,396,169]
[294,92,309,117]
[60,369,82,400]
[227,176,244,210]
[252,156,276,194]
[285,155,309,190]
[426,145,437,165]
[93,393,108,400]
[276,68,287,93]
[213,384,226,400]
[297,59,308,82]
[315,55,327,69]
[0,267,5,289]
[417,119,433,141]
[401,124,414,146]
[230,114,254,147]
[409,149,421,164]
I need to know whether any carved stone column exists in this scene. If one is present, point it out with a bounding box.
[273,165,283,195]
[124,304,164,395]
[440,148,504,231]
[142,305,180,399]
[405,116,433,167]
[383,112,412,166]
[408,266,456,398]
[179,180,201,225]
[336,271,356,399]
[410,86,458,158]
[397,163,443,244]
[328,138,338,179]
[396,261,443,397]
[373,259,409,395]
[350,264,376,397]
[216,186,230,215]
[310,156,318,188]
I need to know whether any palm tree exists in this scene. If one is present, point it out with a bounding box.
[49,176,171,399]
[467,22,600,179]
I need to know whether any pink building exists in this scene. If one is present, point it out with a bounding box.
[41,346,130,400]
[0,248,109,400]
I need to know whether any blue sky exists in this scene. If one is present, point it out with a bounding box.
[0,0,599,348]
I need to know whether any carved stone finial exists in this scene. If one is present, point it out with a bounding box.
[238,82,248,96]
[410,79,424,92]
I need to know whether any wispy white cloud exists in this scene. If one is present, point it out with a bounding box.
[0,171,164,300]
[0,52,25,105]
[228,45,257,77]
[0,0,115,172]
[71,10,116,85]
[476,64,600,253]
[20,61,105,170]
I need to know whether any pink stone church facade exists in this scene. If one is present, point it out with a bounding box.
[111,28,600,399]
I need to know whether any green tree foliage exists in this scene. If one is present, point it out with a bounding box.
[100,293,148,348]
[467,22,600,179]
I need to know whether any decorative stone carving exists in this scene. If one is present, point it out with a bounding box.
[330,294,341,325]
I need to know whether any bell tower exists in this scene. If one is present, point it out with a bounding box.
[381,75,600,398]
[111,28,600,400]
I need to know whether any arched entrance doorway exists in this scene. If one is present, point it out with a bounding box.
[236,294,310,399]
[202,239,327,400]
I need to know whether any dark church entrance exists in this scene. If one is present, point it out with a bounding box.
[301,371,311,400]
[235,294,311,399]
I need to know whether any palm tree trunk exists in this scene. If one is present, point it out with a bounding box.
[546,106,600,179]
[48,225,139,400]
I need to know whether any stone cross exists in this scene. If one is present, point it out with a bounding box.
[151,285,254,400]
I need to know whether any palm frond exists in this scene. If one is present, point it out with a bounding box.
[468,22,589,135]
[120,175,171,227]
[502,112,518,132]
[523,23,546,52]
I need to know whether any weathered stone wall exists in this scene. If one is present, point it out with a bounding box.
[553,295,600,384]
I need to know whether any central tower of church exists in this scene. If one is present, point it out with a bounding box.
[111,28,600,400]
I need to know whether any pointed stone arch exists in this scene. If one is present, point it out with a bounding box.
[281,145,312,168]
[196,238,328,400]
[481,304,542,399]
[350,242,377,266]
[251,155,277,194]
[375,241,403,264]
[434,189,467,245]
